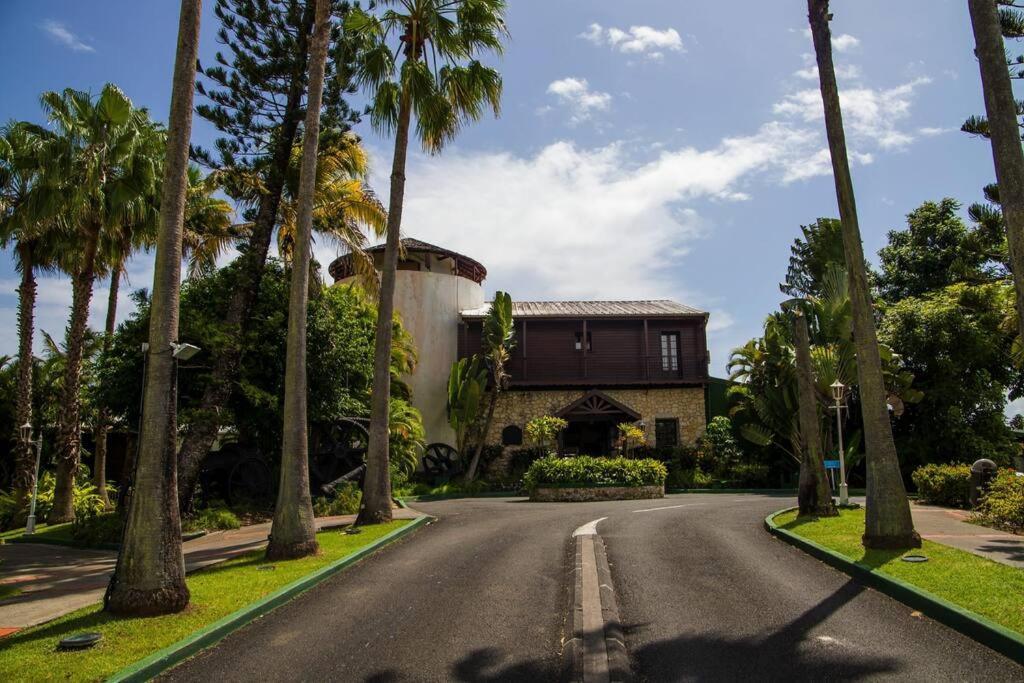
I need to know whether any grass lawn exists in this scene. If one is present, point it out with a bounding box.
[0,520,410,682]
[0,584,23,600]
[0,523,74,544]
[777,508,1024,634]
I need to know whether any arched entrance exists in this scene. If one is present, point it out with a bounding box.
[555,390,641,456]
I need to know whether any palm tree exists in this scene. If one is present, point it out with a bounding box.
[791,308,836,518]
[0,121,63,506]
[807,0,919,548]
[465,291,513,481]
[346,0,507,524]
[38,86,163,524]
[968,0,1024,345]
[105,0,203,616]
[182,166,238,279]
[266,0,332,561]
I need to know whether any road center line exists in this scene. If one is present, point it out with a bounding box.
[631,504,699,513]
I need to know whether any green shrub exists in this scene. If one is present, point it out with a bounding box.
[523,456,667,490]
[667,467,712,489]
[183,507,241,532]
[507,447,548,479]
[71,512,124,547]
[0,471,110,531]
[912,463,971,508]
[313,481,362,517]
[975,470,1024,532]
[726,463,771,488]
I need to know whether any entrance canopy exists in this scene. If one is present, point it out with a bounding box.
[555,390,641,422]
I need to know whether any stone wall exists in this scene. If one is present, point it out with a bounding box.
[485,386,707,447]
[530,485,664,502]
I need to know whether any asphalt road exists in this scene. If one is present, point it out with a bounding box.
[162,494,1024,682]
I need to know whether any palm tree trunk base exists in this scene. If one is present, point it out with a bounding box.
[265,538,319,561]
[355,507,393,526]
[862,531,922,550]
[105,583,190,617]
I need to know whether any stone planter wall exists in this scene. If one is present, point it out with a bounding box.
[529,484,665,502]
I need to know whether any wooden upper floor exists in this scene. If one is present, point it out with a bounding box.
[458,300,709,387]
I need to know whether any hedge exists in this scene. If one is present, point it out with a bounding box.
[523,456,667,490]
[911,463,971,508]
[975,470,1024,532]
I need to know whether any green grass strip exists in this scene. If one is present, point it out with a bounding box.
[0,517,427,683]
[766,507,1024,663]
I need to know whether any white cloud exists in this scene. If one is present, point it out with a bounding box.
[41,20,95,53]
[546,77,612,124]
[580,23,684,59]
[773,77,933,149]
[918,126,954,136]
[794,62,861,81]
[800,28,859,52]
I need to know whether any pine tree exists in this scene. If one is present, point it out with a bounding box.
[177,0,360,509]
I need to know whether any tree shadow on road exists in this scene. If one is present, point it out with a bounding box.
[625,579,903,681]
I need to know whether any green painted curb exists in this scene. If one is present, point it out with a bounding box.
[764,507,1024,664]
[106,515,432,683]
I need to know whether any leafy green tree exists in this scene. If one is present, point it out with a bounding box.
[178,0,362,510]
[466,291,514,482]
[808,0,918,548]
[345,0,507,524]
[446,356,487,459]
[268,0,332,561]
[876,199,1007,301]
[525,415,567,455]
[781,218,845,298]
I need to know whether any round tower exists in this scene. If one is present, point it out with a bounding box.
[329,238,486,448]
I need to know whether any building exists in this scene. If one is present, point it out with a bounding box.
[330,238,710,456]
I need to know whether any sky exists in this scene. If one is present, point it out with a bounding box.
[0,1,1008,381]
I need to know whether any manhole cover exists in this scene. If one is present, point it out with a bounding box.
[59,632,102,650]
[344,527,362,535]
[257,565,276,571]
[901,555,929,563]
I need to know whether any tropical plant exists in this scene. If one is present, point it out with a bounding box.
[389,398,426,478]
[616,422,645,458]
[807,0,919,548]
[345,0,507,524]
[523,455,667,490]
[446,356,487,459]
[268,0,332,561]
[525,415,567,454]
[106,0,203,616]
[466,291,514,481]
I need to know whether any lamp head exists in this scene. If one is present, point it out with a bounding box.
[172,343,201,361]
[20,422,33,443]
[830,380,845,402]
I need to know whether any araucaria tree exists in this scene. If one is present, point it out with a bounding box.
[968,0,1024,344]
[177,0,361,510]
[267,0,332,561]
[807,0,919,548]
[105,0,203,616]
[346,0,507,524]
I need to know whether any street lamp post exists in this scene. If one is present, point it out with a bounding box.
[20,422,43,535]
[830,380,849,506]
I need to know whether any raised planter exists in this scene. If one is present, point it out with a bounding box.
[530,484,664,502]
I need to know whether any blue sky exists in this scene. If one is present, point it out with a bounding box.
[0,1,1005,379]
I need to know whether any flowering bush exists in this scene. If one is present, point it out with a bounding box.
[523,456,667,490]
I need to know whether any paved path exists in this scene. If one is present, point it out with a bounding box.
[911,502,1024,568]
[0,510,419,631]
[162,494,1024,682]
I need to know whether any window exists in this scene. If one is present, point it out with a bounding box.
[660,332,679,371]
[501,425,523,446]
[574,331,593,352]
[655,419,679,448]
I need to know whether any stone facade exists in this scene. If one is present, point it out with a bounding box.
[530,485,664,502]
[486,386,707,447]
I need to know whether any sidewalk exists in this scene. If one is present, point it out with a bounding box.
[0,509,421,634]
[912,503,1024,569]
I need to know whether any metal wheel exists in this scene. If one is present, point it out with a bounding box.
[422,442,462,478]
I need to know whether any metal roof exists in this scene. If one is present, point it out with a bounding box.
[328,237,487,283]
[461,300,707,319]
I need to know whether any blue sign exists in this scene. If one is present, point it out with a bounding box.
[823,460,841,469]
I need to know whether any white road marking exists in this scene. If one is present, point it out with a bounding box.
[631,504,699,513]
[573,517,607,537]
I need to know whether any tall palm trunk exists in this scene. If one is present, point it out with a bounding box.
[266,0,331,561]
[51,224,101,524]
[466,390,498,482]
[969,0,1024,343]
[357,91,412,526]
[792,310,836,518]
[808,0,919,548]
[13,242,37,508]
[176,2,317,513]
[92,262,121,508]
[105,0,201,616]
